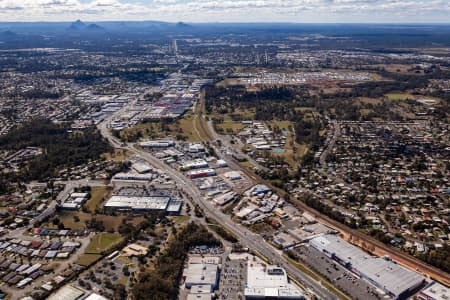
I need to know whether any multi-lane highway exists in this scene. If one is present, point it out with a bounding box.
[97,99,342,300]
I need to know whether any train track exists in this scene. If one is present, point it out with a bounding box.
[197,88,450,287]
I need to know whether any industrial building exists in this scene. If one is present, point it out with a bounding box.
[189,143,206,153]
[244,261,305,300]
[212,191,237,206]
[84,294,108,300]
[179,159,209,171]
[187,285,213,300]
[139,139,175,148]
[223,171,242,180]
[217,159,228,168]
[309,234,425,299]
[183,256,220,292]
[104,195,182,214]
[111,172,157,184]
[132,162,153,174]
[47,285,85,300]
[273,232,299,249]
[47,284,107,300]
[417,281,450,300]
[60,192,89,210]
[187,168,216,179]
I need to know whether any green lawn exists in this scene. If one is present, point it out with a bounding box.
[76,254,102,267]
[385,93,413,101]
[239,161,254,168]
[102,149,131,162]
[175,115,202,142]
[216,121,245,134]
[172,215,190,224]
[118,276,128,285]
[86,186,110,212]
[85,233,123,254]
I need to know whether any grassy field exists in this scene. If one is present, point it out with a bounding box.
[360,108,373,116]
[172,114,202,142]
[171,215,190,224]
[118,276,129,285]
[239,161,254,168]
[102,149,131,162]
[76,253,102,267]
[209,109,255,135]
[120,113,202,142]
[115,256,133,265]
[58,212,145,232]
[385,93,414,101]
[294,107,314,113]
[86,186,111,213]
[216,121,245,134]
[120,122,161,141]
[85,233,123,254]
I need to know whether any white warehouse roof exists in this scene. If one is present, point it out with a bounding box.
[105,195,170,210]
[310,234,425,298]
[244,260,304,299]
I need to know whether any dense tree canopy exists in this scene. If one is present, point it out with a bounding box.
[132,222,220,300]
[0,118,112,181]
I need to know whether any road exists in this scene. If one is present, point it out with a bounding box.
[193,91,450,286]
[312,120,450,286]
[98,99,341,299]
[319,120,340,167]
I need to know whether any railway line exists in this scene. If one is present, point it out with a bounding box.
[196,87,450,287]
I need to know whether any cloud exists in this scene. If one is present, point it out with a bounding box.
[0,0,448,22]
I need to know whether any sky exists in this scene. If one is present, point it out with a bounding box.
[0,0,449,23]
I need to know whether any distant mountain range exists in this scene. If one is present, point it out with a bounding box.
[67,20,105,31]
[0,21,449,44]
[0,30,17,37]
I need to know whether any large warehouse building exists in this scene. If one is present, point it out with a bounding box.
[244,261,305,300]
[104,195,182,214]
[309,234,425,299]
[183,256,220,292]
[417,281,450,300]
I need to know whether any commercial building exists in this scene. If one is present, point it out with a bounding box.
[166,200,183,215]
[139,140,175,148]
[111,172,157,184]
[417,281,450,300]
[84,294,109,300]
[122,243,148,257]
[217,159,228,168]
[244,261,305,300]
[309,234,425,299]
[184,256,220,291]
[104,195,169,211]
[186,284,213,300]
[187,169,216,179]
[212,191,236,206]
[132,162,153,174]
[223,171,242,180]
[47,285,85,300]
[273,232,299,249]
[179,159,209,171]
[60,192,89,210]
[104,194,182,214]
[189,144,206,153]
